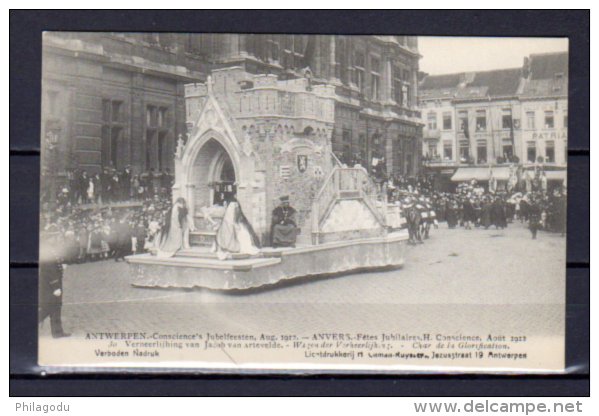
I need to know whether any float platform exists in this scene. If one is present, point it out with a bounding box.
[125,230,408,290]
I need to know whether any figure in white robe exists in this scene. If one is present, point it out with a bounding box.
[212,198,260,260]
[156,197,195,258]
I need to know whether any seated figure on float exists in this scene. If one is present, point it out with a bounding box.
[271,195,297,248]
[211,196,261,260]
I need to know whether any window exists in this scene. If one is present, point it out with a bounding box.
[427,112,437,130]
[370,58,381,101]
[443,112,452,130]
[145,105,171,171]
[546,141,555,163]
[443,141,452,160]
[146,106,155,126]
[477,140,487,164]
[110,128,121,168]
[157,131,167,171]
[393,67,403,105]
[545,111,554,129]
[355,52,366,95]
[111,101,122,123]
[158,108,167,127]
[526,111,535,129]
[271,36,281,62]
[185,34,200,54]
[158,33,172,48]
[144,33,160,46]
[342,128,352,143]
[502,109,512,129]
[459,111,468,132]
[402,70,411,107]
[563,110,568,128]
[146,129,155,171]
[459,141,469,163]
[527,142,536,163]
[476,110,486,131]
[502,140,513,161]
[102,99,126,169]
[102,99,111,123]
[428,143,438,158]
[564,141,568,162]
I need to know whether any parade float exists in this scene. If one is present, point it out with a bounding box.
[126,67,408,290]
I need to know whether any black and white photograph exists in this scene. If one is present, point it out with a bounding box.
[37,33,568,372]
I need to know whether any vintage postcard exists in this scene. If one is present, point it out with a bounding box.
[38,34,567,372]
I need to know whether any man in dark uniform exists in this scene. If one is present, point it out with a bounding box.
[39,225,70,338]
[528,193,542,240]
[113,216,133,262]
[78,170,88,205]
[101,167,111,204]
[271,196,297,248]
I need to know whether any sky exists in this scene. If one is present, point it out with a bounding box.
[417,37,569,75]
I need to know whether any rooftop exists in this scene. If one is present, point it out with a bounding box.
[420,68,522,98]
[528,52,568,80]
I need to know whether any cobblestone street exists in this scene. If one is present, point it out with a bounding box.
[39,221,566,344]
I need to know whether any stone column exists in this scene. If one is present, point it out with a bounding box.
[329,36,340,84]
[185,184,196,214]
[314,36,322,78]
[347,36,357,90]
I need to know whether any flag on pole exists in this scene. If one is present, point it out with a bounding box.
[489,166,497,194]
[507,163,518,192]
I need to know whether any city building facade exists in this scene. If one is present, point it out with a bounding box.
[42,34,424,200]
[419,51,567,192]
[41,32,212,187]
[519,52,568,182]
[179,35,424,176]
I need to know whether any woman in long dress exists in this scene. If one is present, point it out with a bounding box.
[156,197,195,258]
[213,197,261,260]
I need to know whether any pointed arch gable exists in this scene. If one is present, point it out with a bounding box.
[182,129,243,186]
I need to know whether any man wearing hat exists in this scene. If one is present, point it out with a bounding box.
[271,196,297,248]
[122,165,132,202]
[39,225,70,338]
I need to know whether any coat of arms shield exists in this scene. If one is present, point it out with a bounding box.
[297,154,308,173]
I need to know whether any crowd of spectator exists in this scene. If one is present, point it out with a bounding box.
[45,166,174,206]
[40,191,174,264]
[384,175,566,237]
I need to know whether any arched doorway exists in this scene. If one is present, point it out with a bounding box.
[189,138,237,211]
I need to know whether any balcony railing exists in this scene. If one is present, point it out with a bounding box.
[423,159,455,167]
[423,129,440,139]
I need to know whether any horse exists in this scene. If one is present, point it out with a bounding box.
[402,202,423,245]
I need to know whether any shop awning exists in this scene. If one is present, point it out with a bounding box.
[523,169,567,181]
[544,171,567,181]
[451,167,511,182]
